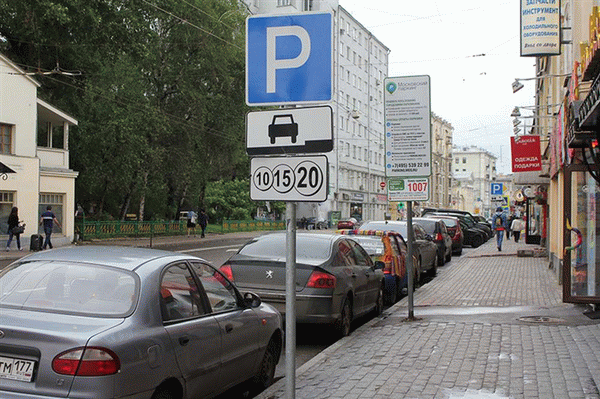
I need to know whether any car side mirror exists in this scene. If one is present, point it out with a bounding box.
[373,260,385,270]
[243,292,262,308]
[425,234,433,241]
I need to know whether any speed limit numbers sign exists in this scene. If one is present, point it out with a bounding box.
[250,155,328,202]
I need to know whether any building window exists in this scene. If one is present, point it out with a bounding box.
[277,0,291,5]
[303,0,313,10]
[39,193,64,235]
[0,191,15,234]
[462,157,467,164]
[455,158,459,164]
[0,124,12,154]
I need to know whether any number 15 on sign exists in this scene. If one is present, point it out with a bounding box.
[388,177,430,202]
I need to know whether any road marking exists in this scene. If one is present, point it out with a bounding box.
[178,244,241,253]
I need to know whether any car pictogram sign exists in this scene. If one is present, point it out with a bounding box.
[246,105,333,155]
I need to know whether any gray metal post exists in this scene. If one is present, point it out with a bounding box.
[285,202,297,399]
[406,201,415,320]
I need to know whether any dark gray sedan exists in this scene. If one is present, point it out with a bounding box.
[221,232,385,337]
[0,246,282,399]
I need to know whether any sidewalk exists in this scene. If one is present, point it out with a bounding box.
[257,237,600,399]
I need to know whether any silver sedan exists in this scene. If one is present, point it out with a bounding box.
[0,246,282,399]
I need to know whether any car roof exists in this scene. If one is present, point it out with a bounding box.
[17,246,194,271]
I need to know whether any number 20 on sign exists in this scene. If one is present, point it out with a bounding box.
[388,177,430,201]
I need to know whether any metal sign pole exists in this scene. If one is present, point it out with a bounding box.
[285,202,297,399]
[406,200,415,320]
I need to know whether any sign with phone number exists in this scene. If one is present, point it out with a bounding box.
[387,177,430,201]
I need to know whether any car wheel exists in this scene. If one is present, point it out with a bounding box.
[374,284,384,316]
[472,235,483,248]
[151,388,176,399]
[413,257,422,285]
[456,247,463,256]
[253,337,279,391]
[437,248,445,266]
[445,249,452,263]
[336,297,352,337]
[385,282,397,305]
[430,254,438,277]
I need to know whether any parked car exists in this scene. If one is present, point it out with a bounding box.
[422,208,492,240]
[339,230,409,304]
[430,214,464,255]
[413,217,452,265]
[0,246,283,399]
[221,232,384,337]
[359,220,439,280]
[337,217,358,230]
[306,217,328,230]
[425,212,487,248]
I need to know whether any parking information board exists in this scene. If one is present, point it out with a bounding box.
[387,177,430,202]
[250,155,328,202]
[384,75,431,178]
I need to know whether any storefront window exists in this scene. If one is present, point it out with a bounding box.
[568,171,600,299]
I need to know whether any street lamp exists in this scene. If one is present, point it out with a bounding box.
[511,73,571,93]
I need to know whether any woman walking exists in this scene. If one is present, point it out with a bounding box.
[6,206,24,251]
[511,216,525,243]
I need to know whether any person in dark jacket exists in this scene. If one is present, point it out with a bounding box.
[40,205,61,250]
[491,206,507,251]
[6,206,23,251]
[198,209,209,238]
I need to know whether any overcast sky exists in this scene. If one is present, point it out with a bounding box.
[339,0,538,174]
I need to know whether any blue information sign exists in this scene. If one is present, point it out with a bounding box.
[246,12,332,106]
[491,183,503,196]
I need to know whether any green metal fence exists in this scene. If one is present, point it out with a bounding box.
[76,219,285,240]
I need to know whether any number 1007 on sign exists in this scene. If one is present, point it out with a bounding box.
[250,155,328,202]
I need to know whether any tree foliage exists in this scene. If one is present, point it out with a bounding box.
[0,0,251,220]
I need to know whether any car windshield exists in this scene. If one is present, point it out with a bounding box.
[360,221,407,236]
[351,236,385,256]
[413,219,437,234]
[0,261,138,317]
[238,234,333,263]
[437,218,457,228]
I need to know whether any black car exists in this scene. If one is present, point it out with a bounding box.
[413,217,453,265]
[425,212,487,248]
[422,208,492,241]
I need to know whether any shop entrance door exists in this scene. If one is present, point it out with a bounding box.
[525,198,541,244]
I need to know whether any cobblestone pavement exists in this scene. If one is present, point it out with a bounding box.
[257,237,600,399]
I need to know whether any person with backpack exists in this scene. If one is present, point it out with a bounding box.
[198,209,209,238]
[491,206,507,251]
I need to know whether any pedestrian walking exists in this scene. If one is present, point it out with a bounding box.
[186,210,197,237]
[6,207,24,251]
[198,209,209,238]
[505,213,514,239]
[511,216,525,243]
[39,205,61,250]
[491,206,506,251]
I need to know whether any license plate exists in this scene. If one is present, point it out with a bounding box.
[0,355,35,382]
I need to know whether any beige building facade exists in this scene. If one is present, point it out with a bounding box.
[0,53,78,247]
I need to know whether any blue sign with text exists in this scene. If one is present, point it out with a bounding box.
[246,12,332,106]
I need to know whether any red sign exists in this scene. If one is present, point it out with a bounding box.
[380,181,386,189]
[511,135,542,172]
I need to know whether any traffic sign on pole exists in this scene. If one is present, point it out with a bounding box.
[246,12,333,106]
[246,106,333,155]
[384,75,432,178]
[250,155,328,202]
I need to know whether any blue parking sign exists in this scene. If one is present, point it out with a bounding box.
[246,12,332,106]
[491,183,503,196]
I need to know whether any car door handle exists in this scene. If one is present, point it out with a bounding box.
[225,324,234,333]
[178,336,190,346]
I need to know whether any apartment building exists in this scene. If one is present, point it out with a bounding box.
[452,146,498,217]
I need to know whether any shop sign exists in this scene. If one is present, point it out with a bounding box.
[511,135,542,172]
[520,0,561,57]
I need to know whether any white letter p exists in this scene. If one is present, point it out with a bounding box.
[266,26,311,94]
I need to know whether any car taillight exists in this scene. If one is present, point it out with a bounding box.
[219,264,234,281]
[52,347,120,376]
[435,233,443,241]
[306,271,336,288]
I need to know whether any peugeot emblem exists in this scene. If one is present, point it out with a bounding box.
[0,330,4,339]
[266,270,273,279]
